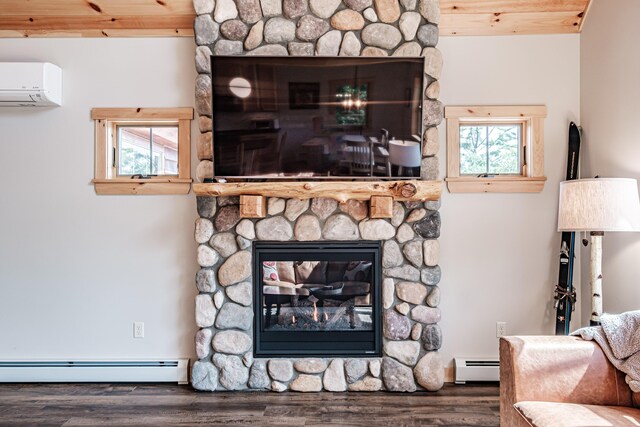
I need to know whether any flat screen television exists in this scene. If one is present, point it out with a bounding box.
[211,55,425,180]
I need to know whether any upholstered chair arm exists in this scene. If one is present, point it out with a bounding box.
[499,335,633,426]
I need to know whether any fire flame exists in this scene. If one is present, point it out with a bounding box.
[324,312,329,321]
[312,302,318,322]
[291,315,296,324]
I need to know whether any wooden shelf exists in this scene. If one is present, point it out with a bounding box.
[445,176,546,193]
[193,180,442,203]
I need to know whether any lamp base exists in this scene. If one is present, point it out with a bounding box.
[590,231,604,326]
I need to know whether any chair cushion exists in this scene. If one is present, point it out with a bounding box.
[261,261,296,284]
[515,401,640,427]
[294,261,327,284]
[262,261,279,281]
[277,261,296,284]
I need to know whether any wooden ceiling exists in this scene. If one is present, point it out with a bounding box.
[0,0,195,37]
[439,0,591,36]
[0,0,591,38]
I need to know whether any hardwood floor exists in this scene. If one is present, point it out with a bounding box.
[0,383,500,426]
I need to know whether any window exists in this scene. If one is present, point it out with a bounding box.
[117,126,178,176]
[459,124,522,175]
[91,108,193,195]
[445,106,547,193]
[335,83,368,126]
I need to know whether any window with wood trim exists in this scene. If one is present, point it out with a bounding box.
[91,108,193,195]
[445,106,547,193]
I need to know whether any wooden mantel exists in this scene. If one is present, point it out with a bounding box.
[194,180,441,201]
[193,180,442,218]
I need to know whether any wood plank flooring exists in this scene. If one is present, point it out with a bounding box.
[0,383,500,426]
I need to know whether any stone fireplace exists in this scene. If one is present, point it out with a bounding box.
[191,0,444,392]
[193,196,442,392]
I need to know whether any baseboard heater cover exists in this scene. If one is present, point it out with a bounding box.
[454,357,500,384]
[0,360,189,384]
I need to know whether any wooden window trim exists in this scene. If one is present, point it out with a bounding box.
[444,105,547,193]
[91,108,193,195]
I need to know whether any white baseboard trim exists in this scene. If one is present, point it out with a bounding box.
[0,360,190,384]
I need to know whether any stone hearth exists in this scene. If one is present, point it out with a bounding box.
[191,0,444,392]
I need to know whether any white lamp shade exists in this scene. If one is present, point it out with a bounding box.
[558,178,640,232]
[389,140,421,168]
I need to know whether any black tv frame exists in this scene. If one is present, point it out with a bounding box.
[210,55,426,181]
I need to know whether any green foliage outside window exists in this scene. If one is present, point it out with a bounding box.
[460,124,521,175]
[336,84,368,125]
[118,146,159,176]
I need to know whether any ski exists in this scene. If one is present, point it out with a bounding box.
[554,122,581,335]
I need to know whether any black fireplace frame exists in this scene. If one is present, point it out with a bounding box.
[253,241,382,358]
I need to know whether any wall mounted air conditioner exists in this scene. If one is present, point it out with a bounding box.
[0,62,62,107]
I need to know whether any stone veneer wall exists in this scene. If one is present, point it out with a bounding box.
[193,0,443,182]
[191,0,444,392]
[193,196,442,391]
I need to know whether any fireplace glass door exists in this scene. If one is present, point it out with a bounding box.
[254,241,381,357]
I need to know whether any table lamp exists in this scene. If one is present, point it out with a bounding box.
[557,178,640,325]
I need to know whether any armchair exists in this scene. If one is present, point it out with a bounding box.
[500,335,640,426]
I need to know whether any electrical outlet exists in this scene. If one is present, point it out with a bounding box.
[496,322,507,338]
[134,322,144,338]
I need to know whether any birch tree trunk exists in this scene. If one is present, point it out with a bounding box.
[590,231,604,325]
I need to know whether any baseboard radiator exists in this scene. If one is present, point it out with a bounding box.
[0,360,189,384]
[454,357,500,384]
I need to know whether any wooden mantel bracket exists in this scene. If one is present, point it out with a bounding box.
[239,195,266,218]
[192,180,442,203]
[370,196,394,218]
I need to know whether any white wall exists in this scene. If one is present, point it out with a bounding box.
[0,34,582,372]
[437,35,581,366]
[580,0,640,324]
[0,38,198,359]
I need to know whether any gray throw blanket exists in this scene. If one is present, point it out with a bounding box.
[572,310,640,392]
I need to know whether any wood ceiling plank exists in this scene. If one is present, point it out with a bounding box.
[0,15,194,31]
[439,11,584,36]
[440,0,589,14]
[0,0,194,16]
[0,0,591,37]
[0,29,193,37]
